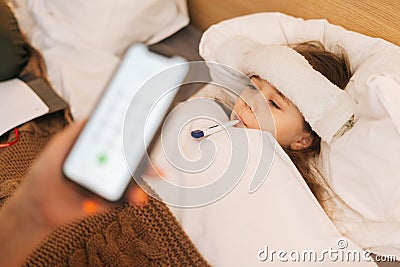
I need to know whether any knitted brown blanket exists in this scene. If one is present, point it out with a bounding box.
[0,113,209,266]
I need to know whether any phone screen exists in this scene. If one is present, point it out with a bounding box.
[63,44,188,201]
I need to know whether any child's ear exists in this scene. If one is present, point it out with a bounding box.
[290,132,313,150]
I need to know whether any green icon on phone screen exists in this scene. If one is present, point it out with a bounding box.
[98,153,107,165]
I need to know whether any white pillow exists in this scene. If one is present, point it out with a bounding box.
[11,0,189,119]
[25,0,189,55]
[199,12,400,101]
[199,12,400,257]
[320,74,400,257]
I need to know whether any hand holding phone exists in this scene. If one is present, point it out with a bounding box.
[63,44,188,201]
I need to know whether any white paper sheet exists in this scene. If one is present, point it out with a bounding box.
[0,79,49,136]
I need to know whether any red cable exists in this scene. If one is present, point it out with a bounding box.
[0,128,19,148]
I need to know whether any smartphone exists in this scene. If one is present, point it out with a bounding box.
[63,44,188,201]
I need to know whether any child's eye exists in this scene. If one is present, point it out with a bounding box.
[248,84,258,91]
[269,100,281,109]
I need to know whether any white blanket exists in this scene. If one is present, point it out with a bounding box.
[145,94,375,266]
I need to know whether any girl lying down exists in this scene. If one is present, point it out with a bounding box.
[145,37,400,265]
[145,40,375,266]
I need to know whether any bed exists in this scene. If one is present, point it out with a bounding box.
[2,0,400,266]
[183,2,400,266]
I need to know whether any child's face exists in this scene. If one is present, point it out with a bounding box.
[230,76,312,149]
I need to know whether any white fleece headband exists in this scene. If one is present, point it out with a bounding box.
[204,36,355,143]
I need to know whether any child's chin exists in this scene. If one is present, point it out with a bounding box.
[230,114,245,127]
[234,121,246,128]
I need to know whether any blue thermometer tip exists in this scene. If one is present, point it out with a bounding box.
[191,130,204,138]
[191,120,240,139]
